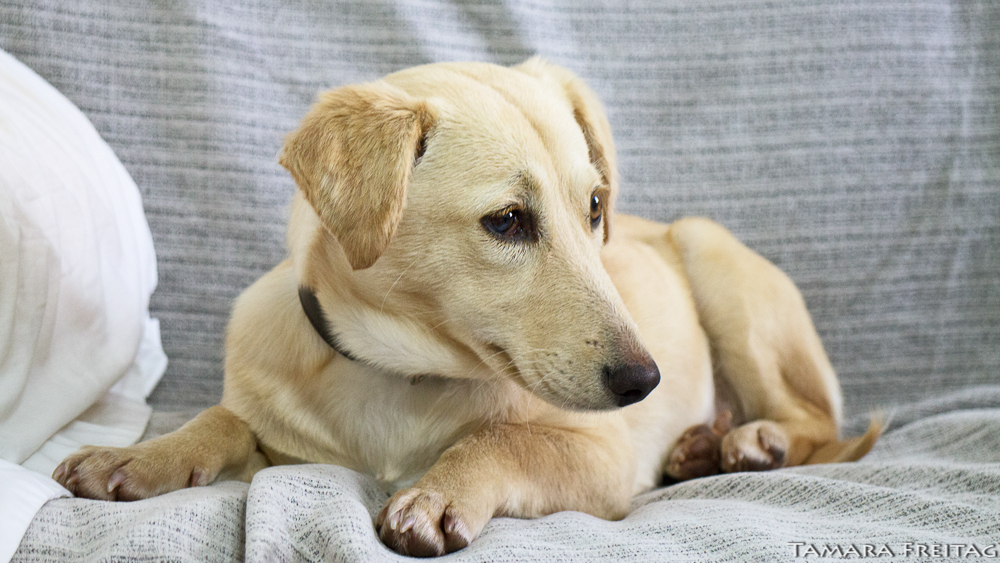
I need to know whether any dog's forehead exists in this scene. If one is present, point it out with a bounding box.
[386,63,598,197]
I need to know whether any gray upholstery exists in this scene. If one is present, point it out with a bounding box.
[3,0,998,561]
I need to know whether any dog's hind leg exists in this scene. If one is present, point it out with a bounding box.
[53,405,268,501]
[664,217,881,472]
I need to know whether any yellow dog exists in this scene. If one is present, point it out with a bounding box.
[55,59,880,557]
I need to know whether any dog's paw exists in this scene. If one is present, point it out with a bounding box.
[665,411,732,481]
[53,444,212,501]
[720,420,788,473]
[376,487,486,557]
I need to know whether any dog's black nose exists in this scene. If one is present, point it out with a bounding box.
[604,360,660,407]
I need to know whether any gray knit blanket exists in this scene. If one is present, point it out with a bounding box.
[13,391,1000,562]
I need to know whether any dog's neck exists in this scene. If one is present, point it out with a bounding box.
[298,278,496,381]
[299,285,427,384]
[298,285,360,362]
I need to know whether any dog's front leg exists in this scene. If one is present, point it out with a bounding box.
[376,420,634,557]
[54,405,268,500]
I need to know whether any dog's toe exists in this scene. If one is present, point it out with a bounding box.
[442,506,474,552]
[376,488,480,557]
[665,425,721,481]
[378,488,446,557]
[664,411,732,481]
[54,446,131,501]
[54,444,212,501]
[720,420,789,473]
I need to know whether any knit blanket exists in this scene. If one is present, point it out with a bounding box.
[14,391,1000,562]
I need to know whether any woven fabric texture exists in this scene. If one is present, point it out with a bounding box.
[13,393,1000,562]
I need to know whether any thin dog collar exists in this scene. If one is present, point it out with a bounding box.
[298,286,360,362]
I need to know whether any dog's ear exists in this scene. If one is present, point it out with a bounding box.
[279,82,434,270]
[516,57,618,242]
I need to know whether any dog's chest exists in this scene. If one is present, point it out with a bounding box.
[309,362,509,490]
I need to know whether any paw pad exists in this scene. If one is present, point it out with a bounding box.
[665,411,732,481]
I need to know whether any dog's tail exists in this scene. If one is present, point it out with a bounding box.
[803,414,886,465]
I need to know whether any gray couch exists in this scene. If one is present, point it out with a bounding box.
[4,1,999,561]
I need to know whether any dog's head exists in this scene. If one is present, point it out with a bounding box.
[279,58,658,410]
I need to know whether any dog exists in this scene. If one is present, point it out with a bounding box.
[53,58,881,557]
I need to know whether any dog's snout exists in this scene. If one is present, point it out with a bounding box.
[604,359,660,407]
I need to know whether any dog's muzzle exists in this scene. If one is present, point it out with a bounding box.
[604,359,660,407]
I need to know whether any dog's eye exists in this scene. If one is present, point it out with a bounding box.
[590,193,604,230]
[482,207,535,242]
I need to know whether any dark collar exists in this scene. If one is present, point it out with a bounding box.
[298,286,360,362]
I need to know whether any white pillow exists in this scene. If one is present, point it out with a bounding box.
[0,47,169,561]
[0,49,166,470]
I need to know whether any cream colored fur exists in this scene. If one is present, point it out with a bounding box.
[54,58,881,558]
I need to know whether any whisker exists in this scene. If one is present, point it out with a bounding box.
[380,257,420,313]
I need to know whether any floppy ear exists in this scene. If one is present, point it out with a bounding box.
[279,82,434,270]
[516,57,618,242]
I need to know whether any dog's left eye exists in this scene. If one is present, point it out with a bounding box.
[590,193,604,230]
[482,206,536,242]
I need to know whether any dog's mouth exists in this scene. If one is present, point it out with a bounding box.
[482,340,618,411]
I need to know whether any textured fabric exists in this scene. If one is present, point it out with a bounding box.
[1,0,997,417]
[14,395,1000,562]
[13,482,249,563]
[0,461,68,563]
